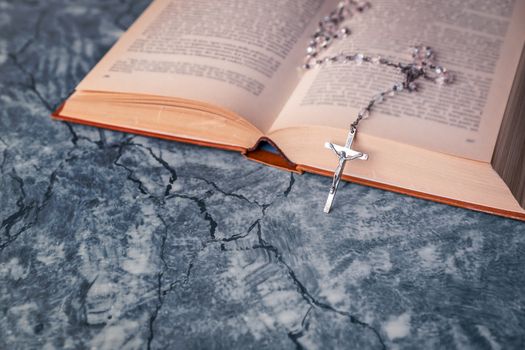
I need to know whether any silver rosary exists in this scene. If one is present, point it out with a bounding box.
[303,0,454,213]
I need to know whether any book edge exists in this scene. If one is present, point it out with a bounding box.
[491,44,525,209]
[297,164,525,222]
[51,103,525,222]
[51,102,246,153]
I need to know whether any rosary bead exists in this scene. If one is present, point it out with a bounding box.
[435,66,445,74]
[436,71,454,85]
[393,82,404,91]
[355,53,364,64]
[358,109,369,119]
[407,82,418,91]
[425,47,434,59]
[304,55,314,66]
[411,45,435,65]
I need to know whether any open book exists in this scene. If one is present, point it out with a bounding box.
[53,0,525,220]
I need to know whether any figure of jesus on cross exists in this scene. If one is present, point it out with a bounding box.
[324,127,368,213]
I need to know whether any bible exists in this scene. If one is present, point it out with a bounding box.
[52,0,525,220]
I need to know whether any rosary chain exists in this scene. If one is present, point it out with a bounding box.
[303,1,454,131]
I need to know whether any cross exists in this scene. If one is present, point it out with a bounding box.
[324,127,368,213]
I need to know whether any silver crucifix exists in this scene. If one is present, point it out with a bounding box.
[324,127,368,213]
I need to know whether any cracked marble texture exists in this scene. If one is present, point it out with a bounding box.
[1,1,524,349]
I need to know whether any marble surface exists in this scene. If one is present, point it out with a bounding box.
[1,1,524,349]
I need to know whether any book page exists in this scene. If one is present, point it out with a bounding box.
[76,0,337,132]
[271,0,525,161]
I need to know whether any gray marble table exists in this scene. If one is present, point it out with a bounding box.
[1,1,524,349]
